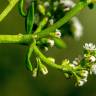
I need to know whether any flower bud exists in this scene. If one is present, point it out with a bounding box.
[55,29,61,38]
[81,70,88,78]
[40,64,48,75]
[77,80,84,86]
[90,64,96,75]
[47,57,55,63]
[32,68,38,77]
[37,58,48,75]
[38,4,45,15]
[44,1,50,8]
[48,39,55,47]
[49,19,54,25]
[44,47,48,52]
[89,56,96,62]
[60,0,75,11]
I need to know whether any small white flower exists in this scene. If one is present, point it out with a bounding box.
[70,61,78,68]
[83,43,96,51]
[44,47,48,52]
[72,56,81,66]
[71,17,83,40]
[41,65,48,75]
[44,1,50,7]
[82,78,87,83]
[48,39,55,47]
[60,0,75,11]
[77,77,88,86]
[78,80,84,86]
[32,68,38,78]
[55,29,61,38]
[54,1,59,7]
[90,64,96,75]
[89,56,96,62]
[69,64,76,68]
[49,19,54,25]
[72,60,78,66]
[81,70,88,77]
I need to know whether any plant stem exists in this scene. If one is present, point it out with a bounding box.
[0,34,35,44]
[34,1,88,37]
[35,17,48,33]
[0,0,19,22]
[33,45,63,70]
[0,1,92,44]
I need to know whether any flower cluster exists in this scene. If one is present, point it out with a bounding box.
[74,43,96,86]
[75,70,88,86]
[83,43,96,74]
[83,43,96,51]
[61,43,96,86]
[32,0,83,39]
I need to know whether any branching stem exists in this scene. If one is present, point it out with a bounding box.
[0,1,93,45]
[33,45,62,69]
[35,1,88,37]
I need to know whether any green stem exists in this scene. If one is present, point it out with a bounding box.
[33,45,62,70]
[0,0,19,22]
[34,1,88,37]
[0,34,35,44]
[35,17,48,33]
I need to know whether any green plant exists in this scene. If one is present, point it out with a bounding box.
[0,0,96,87]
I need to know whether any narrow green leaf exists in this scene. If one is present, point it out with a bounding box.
[53,38,66,48]
[18,0,27,17]
[25,43,34,71]
[25,2,34,34]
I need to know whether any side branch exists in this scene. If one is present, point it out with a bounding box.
[0,0,19,22]
[33,45,63,70]
[35,1,88,36]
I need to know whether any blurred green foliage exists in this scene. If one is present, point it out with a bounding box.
[0,0,96,96]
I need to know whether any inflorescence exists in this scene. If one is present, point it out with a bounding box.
[17,0,96,86]
[1,0,95,87]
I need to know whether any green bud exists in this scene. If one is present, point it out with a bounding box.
[53,38,66,48]
[62,59,70,66]
[40,64,48,75]
[37,58,48,75]
[47,57,55,63]
[32,68,38,77]
[64,73,70,79]
[38,4,46,15]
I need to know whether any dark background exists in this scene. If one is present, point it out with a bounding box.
[0,1,96,96]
